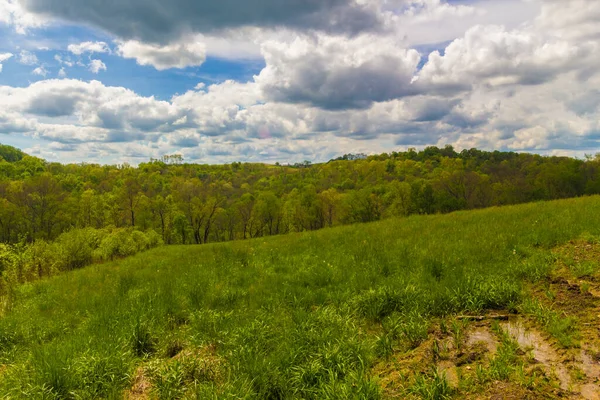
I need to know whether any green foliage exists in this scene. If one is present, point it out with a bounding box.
[0,143,25,163]
[2,144,600,247]
[0,227,163,294]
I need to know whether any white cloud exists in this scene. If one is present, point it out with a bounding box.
[58,67,66,77]
[67,41,110,55]
[0,0,46,33]
[417,23,598,93]
[256,33,421,109]
[0,79,185,138]
[54,54,74,67]
[32,65,47,76]
[3,61,600,164]
[0,53,12,62]
[537,0,600,41]
[385,0,540,46]
[18,50,38,65]
[0,52,12,72]
[88,59,106,73]
[116,36,206,70]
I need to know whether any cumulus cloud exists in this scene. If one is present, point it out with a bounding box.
[0,0,46,33]
[256,34,421,110]
[537,0,600,41]
[0,52,12,72]
[3,64,600,163]
[18,49,38,65]
[116,36,206,70]
[0,79,186,139]
[417,23,598,94]
[88,59,106,73]
[54,54,73,67]
[67,41,110,55]
[0,52,13,63]
[57,67,66,77]
[32,65,47,76]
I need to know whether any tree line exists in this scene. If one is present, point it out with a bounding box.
[1,143,599,246]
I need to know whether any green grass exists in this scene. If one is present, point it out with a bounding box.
[1,196,600,398]
[519,298,580,348]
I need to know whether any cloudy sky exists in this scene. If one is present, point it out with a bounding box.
[0,0,599,164]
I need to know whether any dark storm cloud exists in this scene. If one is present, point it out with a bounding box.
[21,0,381,43]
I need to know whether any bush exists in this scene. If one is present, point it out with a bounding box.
[23,239,59,279]
[0,243,15,276]
[55,228,104,271]
[94,228,163,261]
[0,227,163,294]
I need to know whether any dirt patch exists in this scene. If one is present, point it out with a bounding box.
[373,337,434,397]
[580,384,600,400]
[588,287,600,298]
[124,344,223,399]
[467,326,498,356]
[127,366,152,400]
[578,351,600,400]
[438,360,459,388]
[485,381,548,400]
[374,321,507,397]
[373,239,600,399]
[503,321,571,391]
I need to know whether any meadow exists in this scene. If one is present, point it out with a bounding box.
[1,196,600,399]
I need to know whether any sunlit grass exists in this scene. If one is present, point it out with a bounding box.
[1,196,600,397]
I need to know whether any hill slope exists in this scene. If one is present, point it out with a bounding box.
[1,197,600,399]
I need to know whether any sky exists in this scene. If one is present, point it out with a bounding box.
[0,0,599,165]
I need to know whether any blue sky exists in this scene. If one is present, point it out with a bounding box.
[0,0,599,164]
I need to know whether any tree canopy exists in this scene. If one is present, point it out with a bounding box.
[1,143,599,245]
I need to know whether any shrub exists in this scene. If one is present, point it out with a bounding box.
[55,228,103,271]
[0,227,163,294]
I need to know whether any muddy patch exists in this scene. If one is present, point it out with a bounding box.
[502,321,571,391]
[467,326,498,356]
[438,360,459,388]
[578,351,600,400]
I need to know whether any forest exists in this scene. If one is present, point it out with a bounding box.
[1,143,599,246]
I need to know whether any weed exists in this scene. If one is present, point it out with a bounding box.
[131,320,157,357]
[520,298,580,348]
[450,319,469,351]
[580,282,591,294]
[571,261,597,278]
[410,367,454,400]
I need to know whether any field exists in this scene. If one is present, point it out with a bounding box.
[1,196,600,399]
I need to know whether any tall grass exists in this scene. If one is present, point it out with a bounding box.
[0,196,600,397]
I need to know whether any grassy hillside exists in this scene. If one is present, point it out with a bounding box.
[1,197,600,399]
